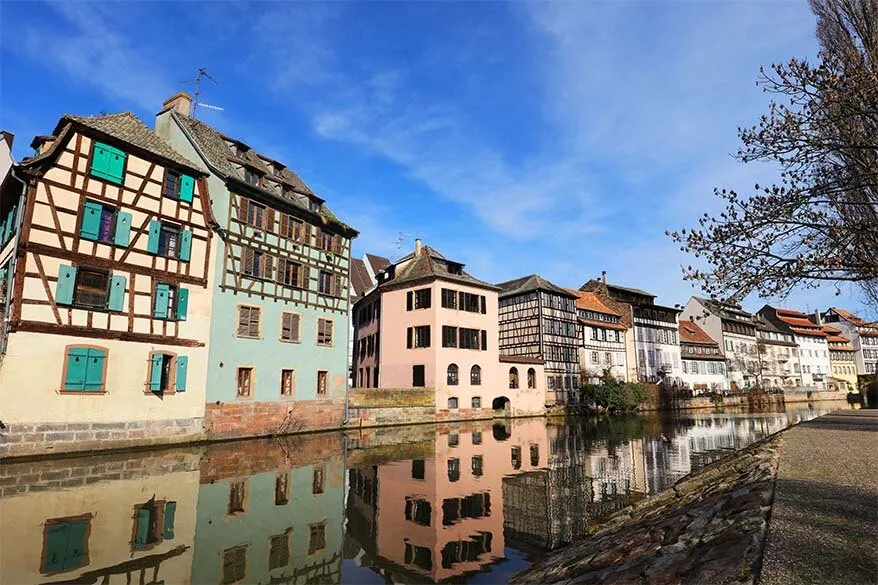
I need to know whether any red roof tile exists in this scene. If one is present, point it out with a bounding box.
[678,320,719,345]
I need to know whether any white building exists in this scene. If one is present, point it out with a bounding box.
[678,320,728,394]
[682,297,758,391]
[759,306,831,390]
[566,289,628,382]
[823,307,878,377]
[755,317,802,390]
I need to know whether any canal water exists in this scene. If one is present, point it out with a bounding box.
[0,401,853,585]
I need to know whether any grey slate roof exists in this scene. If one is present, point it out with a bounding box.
[496,274,576,299]
[380,246,499,291]
[365,253,390,276]
[23,112,203,174]
[605,283,656,298]
[695,296,756,325]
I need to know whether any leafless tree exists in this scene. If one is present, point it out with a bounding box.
[669,0,878,309]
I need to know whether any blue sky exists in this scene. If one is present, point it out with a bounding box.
[0,1,868,315]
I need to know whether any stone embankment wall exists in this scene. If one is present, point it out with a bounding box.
[638,388,849,412]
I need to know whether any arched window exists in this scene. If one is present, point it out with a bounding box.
[527,368,536,389]
[470,365,481,385]
[447,364,459,386]
[509,367,519,389]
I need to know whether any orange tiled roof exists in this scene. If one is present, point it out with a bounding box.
[678,320,719,345]
[822,326,853,346]
[564,288,621,317]
[775,311,826,337]
[831,307,878,334]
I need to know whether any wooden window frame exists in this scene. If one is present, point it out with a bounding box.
[275,473,290,506]
[162,168,182,200]
[40,513,93,576]
[268,529,292,571]
[279,311,301,343]
[144,350,178,394]
[227,480,248,516]
[129,499,169,553]
[59,344,109,395]
[280,368,295,397]
[316,370,329,396]
[236,304,262,339]
[221,544,248,585]
[316,318,333,347]
[157,222,182,259]
[236,366,254,399]
[88,140,128,185]
[307,521,327,556]
[72,267,111,310]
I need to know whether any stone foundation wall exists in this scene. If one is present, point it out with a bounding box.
[0,418,203,459]
[203,399,344,440]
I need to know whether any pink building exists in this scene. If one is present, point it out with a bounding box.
[352,242,545,417]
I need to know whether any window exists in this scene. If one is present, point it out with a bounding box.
[470,365,482,385]
[441,288,457,308]
[131,499,175,551]
[153,283,188,321]
[448,396,459,409]
[162,170,195,202]
[222,545,247,585]
[280,312,300,342]
[236,367,253,397]
[308,523,326,555]
[237,306,261,338]
[412,365,425,387]
[62,346,107,392]
[527,368,536,389]
[472,456,483,477]
[147,352,187,393]
[276,259,304,288]
[72,268,110,309]
[509,367,519,389]
[447,458,460,482]
[591,351,599,364]
[472,396,481,408]
[448,433,459,447]
[280,369,294,396]
[412,459,425,480]
[158,223,180,258]
[472,431,482,444]
[228,481,247,514]
[90,141,126,184]
[279,214,306,241]
[447,364,459,386]
[312,467,325,494]
[41,515,91,574]
[317,318,333,346]
[442,326,458,348]
[414,288,431,309]
[460,292,483,313]
[318,229,334,252]
[317,370,328,395]
[407,325,431,348]
[405,497,433,526]
[459,328,481,350]
[318,271,333,295]
[530,444,540,467]
[79,200,122,244]
[683,361,688,374]
[275,473,290,505]
[511,446,521,469]
[244,167,261,187]
[269,531,291,570]
[242,248,272,279]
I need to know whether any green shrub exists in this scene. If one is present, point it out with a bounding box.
[580,371,650,412]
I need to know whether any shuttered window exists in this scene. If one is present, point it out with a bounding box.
[242,248,273,279]
[90,141,126,184]
[236,368,253,397]
[276,259,303,288]
[280,369,295,397]
[153,284,187,320]
[317,371,328,396]
[280,214,305,242]
[237,306,261,338]
[62,346,107,392]
[41,517,90,574]
[317,318,333,346]
[72,268,110,309]
[280,312,301,342]
[318,271,333,295]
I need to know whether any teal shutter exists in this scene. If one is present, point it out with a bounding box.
[56,265,77,305]
[134,508,151,549]
[179,175,194,203]
[162,502,177,539]
[149,354,164,391]
[106,146,126,184]
[175,357,188,392]
[178,230,192,262]
[114,212,132,247]
[176,288,189,321]
[42,523,69,573]
[63,519,88,570]
[79,201,102,240]
[107,275,126,311]
[90,142,111,180]
[84,349,106,391]
[153,284,170,319]
[147,220,161,254]
[64,348,89,390]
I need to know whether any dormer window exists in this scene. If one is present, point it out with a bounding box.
[243,167,261,187]
[234,144,246,158]
[308,199,319,212]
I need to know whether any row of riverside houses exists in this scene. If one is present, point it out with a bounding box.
[351,247,876,413]
[0,92,357,458]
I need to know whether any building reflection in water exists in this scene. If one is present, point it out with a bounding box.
[0,402,840,585]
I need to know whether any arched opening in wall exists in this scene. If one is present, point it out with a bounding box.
[492,422,511,441]
[492,396,511,416]
[527,368,536,389]
[447,364,459,386]
[508,368,519,389]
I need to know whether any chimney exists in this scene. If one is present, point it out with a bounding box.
[814,309,822,325]
[601,271,607,285]
[162,92,192,117]
[415,238,422,255]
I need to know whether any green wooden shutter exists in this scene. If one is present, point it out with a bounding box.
[162,502,177,538]
[134,508,151,549]
[56,265,77,305]
[176,288,189,321]
[147,220,161,254]
[114,212,132,247]
[42,523,69,573]
[84,349,105,391]
[178,230,192,262]
[79,201,102,240]
[107,275,126,311]
[175,358,188,392]
[106,146,126,184]
[90,142,111,180]
[64,348,89,390]
[149,355,164,391]
[179,175,194,203]
[63,519,89,570]
[153,284,170,319]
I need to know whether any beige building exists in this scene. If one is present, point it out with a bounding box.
[0,113,214,457]
[823,325,858,392]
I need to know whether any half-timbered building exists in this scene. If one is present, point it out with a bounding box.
[678,320,727,394]
[0,112,214,457]
[1,130,23,356]
[564,288,628,383]
[497,275,579,405]
[156,93,358,438]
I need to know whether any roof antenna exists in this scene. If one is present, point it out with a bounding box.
[394,232,412,258]
[181,68,223,119]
